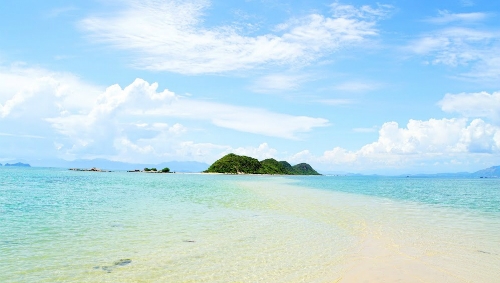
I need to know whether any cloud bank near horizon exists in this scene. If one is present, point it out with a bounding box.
[0,65,328,162]
[1,64,499,172]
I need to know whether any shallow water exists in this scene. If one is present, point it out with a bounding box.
[1,168,499,282]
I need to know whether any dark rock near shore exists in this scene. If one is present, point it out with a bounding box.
[114,259,132,266]
[94,258,132,273]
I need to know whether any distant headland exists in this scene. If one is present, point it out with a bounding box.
[2,162,31,167]
[204,153,320,175]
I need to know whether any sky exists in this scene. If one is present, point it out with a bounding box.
[1,0,500,174]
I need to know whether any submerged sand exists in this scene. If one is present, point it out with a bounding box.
[238,179,500,282]
[7,175,497,283]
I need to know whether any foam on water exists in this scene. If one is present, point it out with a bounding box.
[1,168,499,282]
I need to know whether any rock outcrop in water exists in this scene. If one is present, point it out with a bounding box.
[204,153,320,175]
[69,167,110,172]
[94,259,132,273]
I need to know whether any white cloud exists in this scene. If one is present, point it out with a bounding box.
[44,78,328,159]
[252,74,308,93]
[408,36,450,55]
[290,118,500,173]
[425,11,488,24]
[80,0,390,74]
[408,12,500,81]
[320,147,356,163]
[408,28,497,66]
[226,143,278,160]
[147,96,329,139]
[288,149,314,164]
[439,91,500,123]
[115,140,279,164]
[358,118,492,154]
[0,66,328,162]
[0,63,101,118]
[330,2,393,19]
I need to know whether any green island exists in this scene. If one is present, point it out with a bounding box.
[204,153,320,175]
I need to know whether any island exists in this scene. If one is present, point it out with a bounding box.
[204,153,320,175]
[69,167,110,172]
[129,167,172,173]
[5,162,31,167]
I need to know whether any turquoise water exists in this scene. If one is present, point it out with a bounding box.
[289,175,500,213]
[1,167,499,282]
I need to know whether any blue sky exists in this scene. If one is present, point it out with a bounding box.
[1,0,500,174]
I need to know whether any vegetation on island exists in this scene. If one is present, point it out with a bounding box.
[143,167,170,173]
[204,153,320,175]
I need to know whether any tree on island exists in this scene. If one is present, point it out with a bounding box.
[204,153,261,174]
[143,167,170,173]
[204,153,320,175]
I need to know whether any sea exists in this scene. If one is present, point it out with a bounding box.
[1,167,499,282]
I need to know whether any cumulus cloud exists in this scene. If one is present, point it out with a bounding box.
[0,64,101,118]
[43,78,328,159]
[439,91,500,123]
[290,118,500,173]
[0,65,328,162]
[80,0,390,74]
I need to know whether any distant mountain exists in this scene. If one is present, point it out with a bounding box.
[405,165,500,178]
[28,158,209,172]
[471,166,500,178]
[4,162,31,167]
[204,153,320,175]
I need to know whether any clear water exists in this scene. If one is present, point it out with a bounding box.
[289,175,500,213]
[1,167,499,282]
